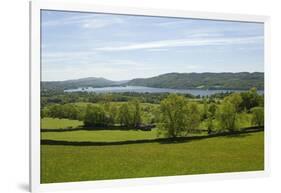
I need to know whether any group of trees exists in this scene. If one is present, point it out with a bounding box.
[43,100,143,128]
[215,88,264,132]
[41,103,79,120]
[41,91,195,108]
[158,88,264,138]
[41,88,264,137]
[84,100,142,127]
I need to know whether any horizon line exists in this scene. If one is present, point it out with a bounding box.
[42,71,264,82]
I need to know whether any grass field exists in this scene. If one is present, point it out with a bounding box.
[41,131,264,183]
[41,118,83,129]
[41,129,160,142]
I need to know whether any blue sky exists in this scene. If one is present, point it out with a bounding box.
[41,10,264,81]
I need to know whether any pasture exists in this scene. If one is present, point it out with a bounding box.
[41,131,264,183]
[41,117,83,129]
[41,129,160,142]
[40,90,264,184]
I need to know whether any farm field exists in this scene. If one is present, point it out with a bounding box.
[41,129,161,142]
[40,89,264,183]
[41,131,264,183]
[41,117,83,129]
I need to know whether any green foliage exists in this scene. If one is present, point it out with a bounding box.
[132,100,141,127]
[225,92,242,112]
[208,102,217,118]
[206,116,214,134]
[84,105,109,127]
[216,100,239,132]
[118,103,133,127]
[251,107,264,127]
[118,100,142,127]
[240,87,263,111]
[40,86,265,184]
[41,88,264,133]
[46,104,78,120]
[201,99,208,120]
[187,102,201,132]
[127,72,264,90]
[158,94,200,137]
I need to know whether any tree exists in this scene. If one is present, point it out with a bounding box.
[216,101,238,132]
[48,104,64,118]
[118,100,142,128]
[206,102,217,134]
[251,107,264,127]
[118,103,133,127]
[186,102,201,134]
[206,113,214,134]
[108,105,118,125]
[225,93,242,112]
[240,87,262,111]
[208,102,217,118]
[201,99,208,120]
[131,100,141,127]
[158,94,200,138]
[62,104,78,120]
[84,105,108,127]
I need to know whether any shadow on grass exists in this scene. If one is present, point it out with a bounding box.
[41,127,264,147]
[41,126,134,132]
[41,125,156,132]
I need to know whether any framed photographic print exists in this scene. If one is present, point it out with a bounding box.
[30,0,270,192]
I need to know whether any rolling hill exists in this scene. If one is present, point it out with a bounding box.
[42,72,264,91]
[126,72,264,90]
[42,77,117,91]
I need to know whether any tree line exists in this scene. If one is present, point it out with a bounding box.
[41,88,264,136]
[158,88,264,138]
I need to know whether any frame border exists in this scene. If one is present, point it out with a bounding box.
[30,1,271,192]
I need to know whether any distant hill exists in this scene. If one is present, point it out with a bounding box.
[42,72,264,91]
[126,72,264,90]
[42,77,116,91]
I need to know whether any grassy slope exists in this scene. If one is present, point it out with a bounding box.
[41,131,264,183]
[41,118,83,129]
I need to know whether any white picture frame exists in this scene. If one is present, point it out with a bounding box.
[30,0,271,192]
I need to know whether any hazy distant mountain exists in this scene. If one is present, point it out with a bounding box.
[126,72,264,90]
[42,72,264,91]
[42,77,116,91]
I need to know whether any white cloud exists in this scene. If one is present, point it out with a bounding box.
[96,36,263,51]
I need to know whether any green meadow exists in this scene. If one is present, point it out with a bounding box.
[41,129,160,142]
[41,131,264,183]
[41,89,264,183]
[41,117,83,129]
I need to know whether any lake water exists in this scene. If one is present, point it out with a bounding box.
[64,86,264,96]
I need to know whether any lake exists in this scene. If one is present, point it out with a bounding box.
[64,86,264,96]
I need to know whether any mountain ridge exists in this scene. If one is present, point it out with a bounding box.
[126,72,264,90]
[42,72,264,91]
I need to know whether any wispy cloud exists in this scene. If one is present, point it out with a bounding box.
[41,10,264,81]
[42,51,98,63]
[42,14,125,29]
[96,36,263,51]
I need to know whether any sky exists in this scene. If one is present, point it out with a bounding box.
[41,10,264,81]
